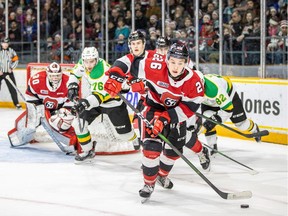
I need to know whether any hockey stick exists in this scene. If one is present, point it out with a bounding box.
[5,75,26,103]
[202,143,258,175]
[118,93,252,200]
[196,112,269,139]
[5,76,73,154]
[40,117,74,154]
[72,97,84,133]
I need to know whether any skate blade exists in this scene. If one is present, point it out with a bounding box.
[74,158,95,165]
[141,197,150,204]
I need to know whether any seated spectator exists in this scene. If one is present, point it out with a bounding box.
[208,34,220,63]
[114,17,130,39]
[223,0,236,23]
[267,19,287,64]
[108,20,116,40]
[238,17,261,65]
[50,34,61,61]
[9,21,21,43]
[148,15,161,30]
[114,34,129,55]
[145,0,161,19]
[278,20,288,63]
[22,14,37,43]
[212,10,219,30]
[146,28,157,50]
[125,10,132,26]
[135,9,148,31]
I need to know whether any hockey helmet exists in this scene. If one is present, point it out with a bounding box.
[167,42,189,62]
[128,30,146,45]
[156,36,171,48]
[82,47,99,62]
[46,62,63,88]
[1,37,10,43]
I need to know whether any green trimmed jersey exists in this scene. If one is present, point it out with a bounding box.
[202,74,234,112]
[68,58,122,108]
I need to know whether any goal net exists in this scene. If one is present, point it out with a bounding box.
[26,63,138,155]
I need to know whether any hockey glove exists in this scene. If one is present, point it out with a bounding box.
[203,114,222,132]
[71,99,90,115]
[67,82,79,102]
[127,76,146,94]
[146,111,171,138]
[104,67,126,97]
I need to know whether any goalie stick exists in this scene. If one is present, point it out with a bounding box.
[40,117,75,154]
[118,93,252,200]
[6,75,73,154]
[196,112,269,139]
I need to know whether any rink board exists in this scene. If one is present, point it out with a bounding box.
[0,69,287,145]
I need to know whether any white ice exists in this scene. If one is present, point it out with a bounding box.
[0,108,287,216]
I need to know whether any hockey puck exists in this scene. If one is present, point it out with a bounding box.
[241,204,249,208]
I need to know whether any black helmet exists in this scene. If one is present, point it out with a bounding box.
[128,30,146,45]
[156,36,171,48]
[1,37,10,43]
[167,42,189,62]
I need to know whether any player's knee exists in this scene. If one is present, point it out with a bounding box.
[143,149,160,159]
[235,119,251,131]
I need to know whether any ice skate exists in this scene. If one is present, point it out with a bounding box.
[210,144,218,156]
[139,184,154,203]
[156,175,174,189]
[198,147,211,171]
[74,141,96,164]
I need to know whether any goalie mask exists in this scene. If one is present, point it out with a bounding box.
[46,62,62,90]
[82,47,99,72]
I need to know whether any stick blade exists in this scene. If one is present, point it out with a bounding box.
[227,191,252,200]
[249,170,259,175]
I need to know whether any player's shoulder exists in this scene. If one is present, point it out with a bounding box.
[31,71,46,80]
[62,73,70,82]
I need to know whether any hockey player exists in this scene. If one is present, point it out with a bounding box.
[200,73,261,155]
[67,47,139,164]
[8,62,77,153]
[155,36,171,55]
[104,42,210,200]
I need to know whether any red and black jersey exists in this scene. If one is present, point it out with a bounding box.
[137,53,204,124]
[112,50,157,78]
[25,71,69,110]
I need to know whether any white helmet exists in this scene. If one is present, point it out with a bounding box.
[46,62,62,89]
[82,47,99,62]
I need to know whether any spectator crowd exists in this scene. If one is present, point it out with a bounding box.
[0,0,287,65]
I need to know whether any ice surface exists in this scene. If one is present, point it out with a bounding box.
[0,108,287,216]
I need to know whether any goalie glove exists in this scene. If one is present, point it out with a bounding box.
[71,99,90,115]
[146,111,171,138]
[203,114,222,132]
[104,67,126,97]
[49,108,74,132]
[127,76,146,94]
[67,82,79,102]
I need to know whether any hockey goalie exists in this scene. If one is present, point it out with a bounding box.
[7,62,79,154]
